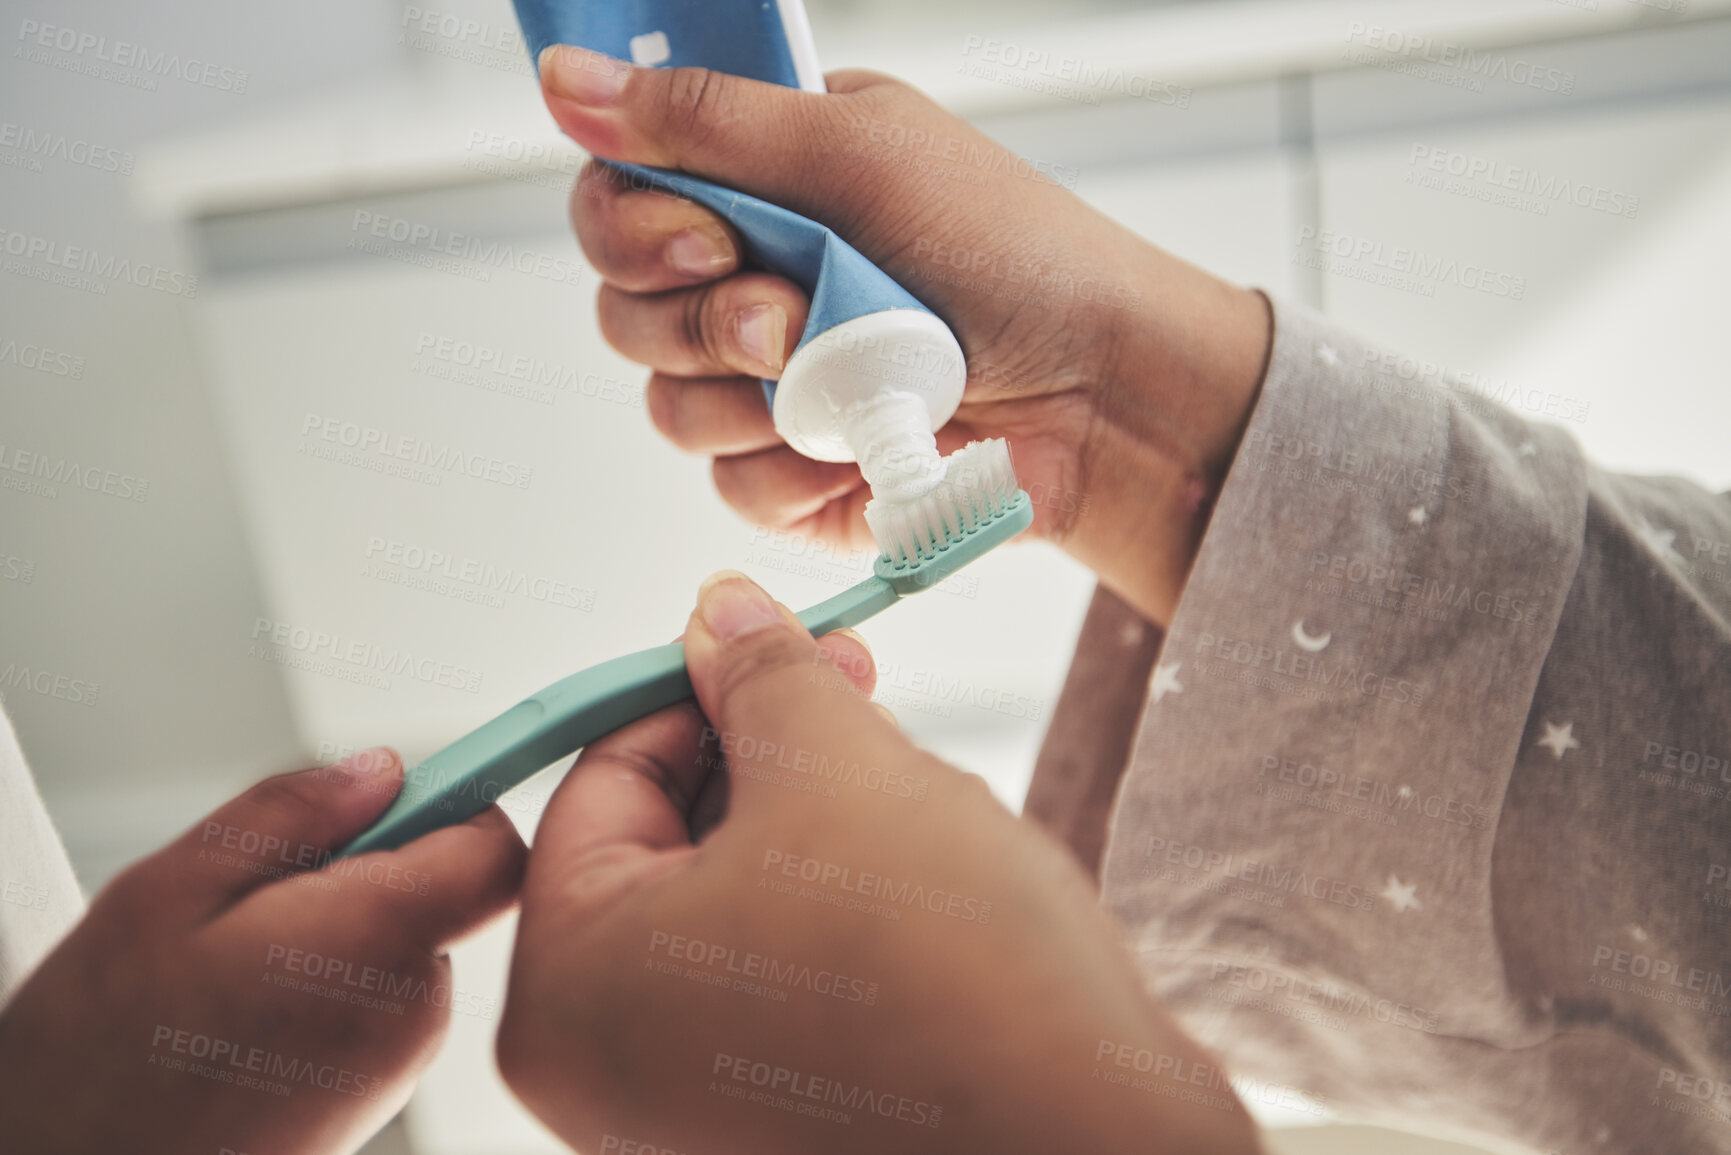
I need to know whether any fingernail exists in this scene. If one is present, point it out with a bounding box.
[736,304,788,374]
[697,571,784,641]
[665,226,735,277]
[339,747,398,777]
[539,44,632,106]
[815,629,874,682]
[818,627,871,661]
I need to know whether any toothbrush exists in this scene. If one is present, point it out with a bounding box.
[339,442,1029,857]
[337,0,1026,857]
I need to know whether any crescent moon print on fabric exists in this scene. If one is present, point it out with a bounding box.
[1292,619,1332,652]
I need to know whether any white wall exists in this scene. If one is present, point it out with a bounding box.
[0,0,411,885]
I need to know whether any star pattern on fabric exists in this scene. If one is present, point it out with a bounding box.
[1151,661,1184,703]
[1537,720,1580,760]
[1636,517,1685,564]
[1408,506,1428,526]
[1517,441,1538,457]
[1381,875,1422,913]
[1316,343,1341,367]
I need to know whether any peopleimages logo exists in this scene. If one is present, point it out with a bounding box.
[363,534,597,612]
[0,878,51,911]
[399,7,520,53]
[1191,627,1430,708]
[1139,834,1377,912]
[1408,144,1639,220]
[909,236,1144,311]
[1590,944,1731,997]
[0,337,84,378]
[299,413,534,490]
[397,6,530,77]
[248,617,483,694]
[1306,551,1535,627]
[1257,753,1491,830]
[348,211,586,288]
[149,1025,382,1100]
[263,943,498,1019]
[413,331,643,408]
[760,849,993,924]
[461,130,581,183]
[701,724,930,802]
[1343,23,1575,95]
[0,120,134,175]
[711,1052,943,1128]
[0,443,150,502]
[1293,227,1526,300]
[16,19,249,93]
[0,227,198,297]
[0,663,99,707]
[852,116,1080,190]
[1352,344,1591,426]
[1205,962,1440,1032]
[958,35,1191,108]
[647,929,880,1005]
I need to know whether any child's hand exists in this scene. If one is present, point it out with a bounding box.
[0,748,525,1154]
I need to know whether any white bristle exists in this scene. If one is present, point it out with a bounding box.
[864,439,1020,566]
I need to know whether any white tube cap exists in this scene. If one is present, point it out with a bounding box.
[771,309,967,466]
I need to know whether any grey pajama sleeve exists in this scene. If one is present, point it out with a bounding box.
[1098,297,1731,1153]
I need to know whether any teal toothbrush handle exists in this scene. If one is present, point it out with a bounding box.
[337,575,900,857]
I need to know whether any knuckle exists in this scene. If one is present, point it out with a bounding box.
[244,770,326,826]
[578,218,622,283]
[708,458,770,520]
[949,767,1009,817]
[662,67,729,155]
[473,811,530,882]
[92,858,160,923]
[708,631,816,716]
[496,976,584,1097]
[579,189,665,294]
[689,285,732,369]
[954,768,995,803]
[346,880,434,952]
[495,1005,531,1088]
[496,994,561,1102]
[593,288,639,360]
[644,376,685,445]
[569,165,610,239]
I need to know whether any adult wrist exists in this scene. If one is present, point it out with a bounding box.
[1063,259,1271,625]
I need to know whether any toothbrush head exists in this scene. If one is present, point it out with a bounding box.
[865,439,1033,595]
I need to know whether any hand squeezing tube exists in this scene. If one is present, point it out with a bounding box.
[514,0,970,501]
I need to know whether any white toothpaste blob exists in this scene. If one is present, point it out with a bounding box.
[864,439,1019,567]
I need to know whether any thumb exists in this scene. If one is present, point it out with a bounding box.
[683,571,896,808]
[537,44,902,219]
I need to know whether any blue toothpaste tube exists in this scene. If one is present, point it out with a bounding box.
[514,0,968,500]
